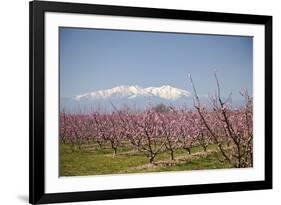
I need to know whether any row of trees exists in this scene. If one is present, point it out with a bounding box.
[60,101,252,167]
[60,74,253,168]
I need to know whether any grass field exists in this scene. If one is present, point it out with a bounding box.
[60,142,233,176]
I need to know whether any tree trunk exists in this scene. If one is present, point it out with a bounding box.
[203,146,207,152]
[97,141,103,149]
[149,155,155,164]
[112,147,117,156]
[170,150,174,160]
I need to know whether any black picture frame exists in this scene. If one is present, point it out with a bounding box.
[29,0,272,204]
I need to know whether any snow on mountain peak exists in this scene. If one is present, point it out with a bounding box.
[75,85,191,101]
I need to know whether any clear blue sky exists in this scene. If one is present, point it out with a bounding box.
[60,27,252,100]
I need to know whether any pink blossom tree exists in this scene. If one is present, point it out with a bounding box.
[189,73,253,167]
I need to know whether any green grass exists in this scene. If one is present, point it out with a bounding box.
[60,143,232,176]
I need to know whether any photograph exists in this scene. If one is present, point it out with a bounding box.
[59,27,253,176]
[29,1,272,203]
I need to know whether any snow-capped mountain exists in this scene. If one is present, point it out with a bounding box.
[61,85,245,112]
[61,85,193,112]
[75,85,191,101]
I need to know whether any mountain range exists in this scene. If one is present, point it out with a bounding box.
[61,85,193,112]
[75,85,191,101]
[60,85,245,112]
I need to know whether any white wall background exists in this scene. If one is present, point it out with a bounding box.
[0,0,279,204]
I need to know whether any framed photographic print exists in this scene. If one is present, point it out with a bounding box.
[29,0,272,204]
